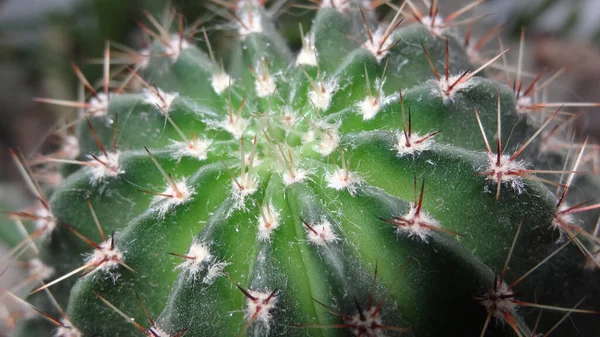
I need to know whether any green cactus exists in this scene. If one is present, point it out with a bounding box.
[3,1,600,337]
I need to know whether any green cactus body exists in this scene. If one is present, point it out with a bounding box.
[4,1,600,337]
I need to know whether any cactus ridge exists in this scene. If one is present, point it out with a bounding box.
[2,1,600,337]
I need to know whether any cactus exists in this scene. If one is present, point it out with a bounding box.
[2,1,600,337]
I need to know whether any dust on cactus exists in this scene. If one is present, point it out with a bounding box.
[2,0,600,336]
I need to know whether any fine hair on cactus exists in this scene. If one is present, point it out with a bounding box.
[2,1,600,337]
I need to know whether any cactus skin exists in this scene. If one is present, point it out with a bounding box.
[4,1,600,337]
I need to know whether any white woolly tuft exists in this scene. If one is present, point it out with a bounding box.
[28,258,54,280]
[257,203,281,241]
[177,241,228,284]
[254,73,276,98]
[137,49,151,69]
[394,131,434,156]
[282,168,309,186]
[306,219,338,246]
[169,138,212,161]
[147,326,171,337]
[348,307,384,337]
[308,78,338,111]
[314,121,340,156]
[54,318,82,337]
[165,34,191,61]
[296,34,318,66]
[237,10,263,40]
[484,153,527,194]
[85,239,125,274]
[88,152,123,184]
[357,96,381,121]
[326,167,362,196]
[362,27,394,62]
[394,206,440,242]
[34,206,57,234]
[479,280,518,320]
[232,173,259,208]
[144,88,178,114]
[516,95,533,113]
[436,74,476,101]
[319,0,351,12]
[150,179,194,218]
[552,203,576,231]
[244,290,278,330]
[281,108,297,130]
[211,72,232,94]
[59,136,80,160]
[223,115,247,139]
[87,93,110,117]
[357,79,393,120]
[420,14,447,36]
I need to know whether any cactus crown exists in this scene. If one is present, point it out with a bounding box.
[2,1,600,337]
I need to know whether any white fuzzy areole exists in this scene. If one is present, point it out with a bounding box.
[177,241,212,274]
[232,173,259,208]
[296,34,318,67]
[151,179,194,218]
[306,219,338,245]
[169,138,212,161]
[28,258,54,280]
[516,95,533,113]
[315,122,340,156]
[85,239,125,274]
[254,73,277,98]
[257,203,281,240]
[147,326,171,337]
[436,73,475,101]
[479,280,518,320]
[34,206,57,234]
[552,203,576,231]
[54,318,82,337]
[394,206,440,242]
[302,130,316,144]
[177,241,226,284]
[484,153,527,194]
[237,9,263,40]
[282,168,309,186]
[59,135,80,160]
[88,151,123,184]
[281,109,297,130]
[244,152,262,168]
[211,72,232,95]
[357,96,381,121]
[362,27,394,62]
[137,49,151,69]
[244,290,278,329]
[420,14,447,36]
[223,115,247,139]
[87,93,110,117]
[144,88,179,114]
[348,307,384,337]
[165,34,192,62]
[326,168,361,196]
[308,78,338,111]
[319,0,351,12]
[394,131,434,156]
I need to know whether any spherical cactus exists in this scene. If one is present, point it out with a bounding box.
[3,1,600,337]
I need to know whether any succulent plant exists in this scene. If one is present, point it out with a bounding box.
[2,1,600,337]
